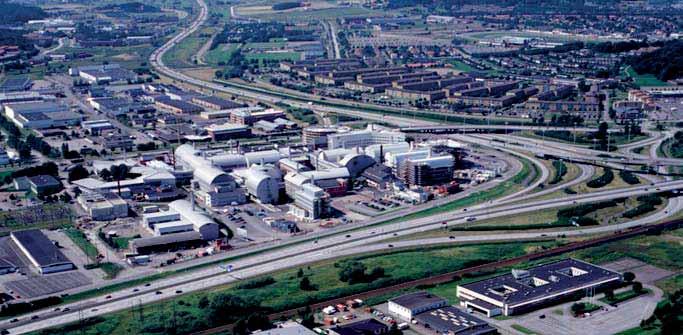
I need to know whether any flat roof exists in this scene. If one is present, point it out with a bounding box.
[28,175,60,188]
[389,291,447,310]
[459,259,621,306]
[131,231,201,248]
[11,229,72,267]
[332,319,387,335]
[414,306,496,335]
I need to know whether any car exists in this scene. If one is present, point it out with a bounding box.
[91,308,98,312]
[145,283,151,287]
[539,314,545,319]
[62,308,70,312]
[175,290,183,294]
[105,295,112,299]
[388,244,394,248]
[345,234,351,238]
[9,319,18,323]
[466,217,477,222]
[53,307,61,312]
[133,288,139,292]
[156,291,162,295]
[449,236,455,239]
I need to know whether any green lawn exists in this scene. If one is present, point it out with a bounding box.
[204,43,239,65]
[511,324,538,334]
[625,66,670,87]
[245,51,301,65]
[449,60,475,72]
[599,289,650,305]
[162,33,208,68]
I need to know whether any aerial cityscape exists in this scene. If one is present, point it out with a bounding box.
[0,0,682,334]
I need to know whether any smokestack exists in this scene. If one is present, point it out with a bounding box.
[380,145,384,164]
[191,183,196,212]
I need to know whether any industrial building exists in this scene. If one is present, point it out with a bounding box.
[175,145,246,208]
[302,126,340,148]
[457,259,622,317]
[205,123,250,141]
[230,108,286,126]
[77,192,128,221]
[155,97,204,114]
[11,230,75,274]
[234,165,281,204]
[253,321,317,335]
[70,64,138,84]
[4,101,83,129]
[328,124,406,149]
[73,161,177,200]
[388,291,448,321]
[414,306,496,335]
[191,96,243,110]
[142,199,219,240]
[328,319,388,335]
[130,231,204,255]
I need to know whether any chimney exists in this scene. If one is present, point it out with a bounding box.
[190,183,196,211]
[380,145,384,164]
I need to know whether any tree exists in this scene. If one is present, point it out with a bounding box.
[198,296,209,308]
[388,322,402,335]
[109,164,129,195]
[299,277,315,291]
[338,261,367,284]
[623,271,636,282]
[98,168,111,181]
[604,289,615,301]
[68,165,90,183]
[571,302,586,315]
[246,312,271,332]
[632,281,644,294]
[296,268,304,278]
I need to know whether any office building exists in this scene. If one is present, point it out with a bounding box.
[457,259,622,316]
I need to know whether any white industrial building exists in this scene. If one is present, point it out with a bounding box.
[327,124,406,149]
[142,200,219,240]
[73,161,177,199]
[289,183,328,220]
[4,101,83,129]
[388,291,449,321]
[175,145,246,208]
[77,192,128,221]
[234,165,281,204]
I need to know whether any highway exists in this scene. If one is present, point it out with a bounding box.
[7,172,683,334]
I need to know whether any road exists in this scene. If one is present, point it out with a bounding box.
[7,173,683,333]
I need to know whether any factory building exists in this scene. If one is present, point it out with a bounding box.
[234,165,281,204]
[4,101,83,129]
[457,259,622,317]
[388,291,448,321]
[328,124,406,149]
[11,230,75,274]
[77,191,128,221]
[289,183,328,220]
[141,200,219,240]
[175,145,246,208]
[72,162,177,200]
[191,96,243,110]
[205,123,250,141]
[70,64,138,84]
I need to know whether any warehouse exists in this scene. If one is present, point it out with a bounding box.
[77,191,128,221]
[4,101,83,129]
[155,97,203,114]
[205,123,250,141]
[10,230,75,274]
[130,231,204,254]
[73,64,138,84]
[191,96,243,110]
[388,291,448,321]
[457,259,622,317]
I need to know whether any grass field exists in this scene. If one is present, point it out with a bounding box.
[204,43,239,65]
[449,60,475,72]
[625,66,670,87]
[511,324,538,334]
[599,288,650,305]
[245,51,301,65]
[162,31,209,68]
